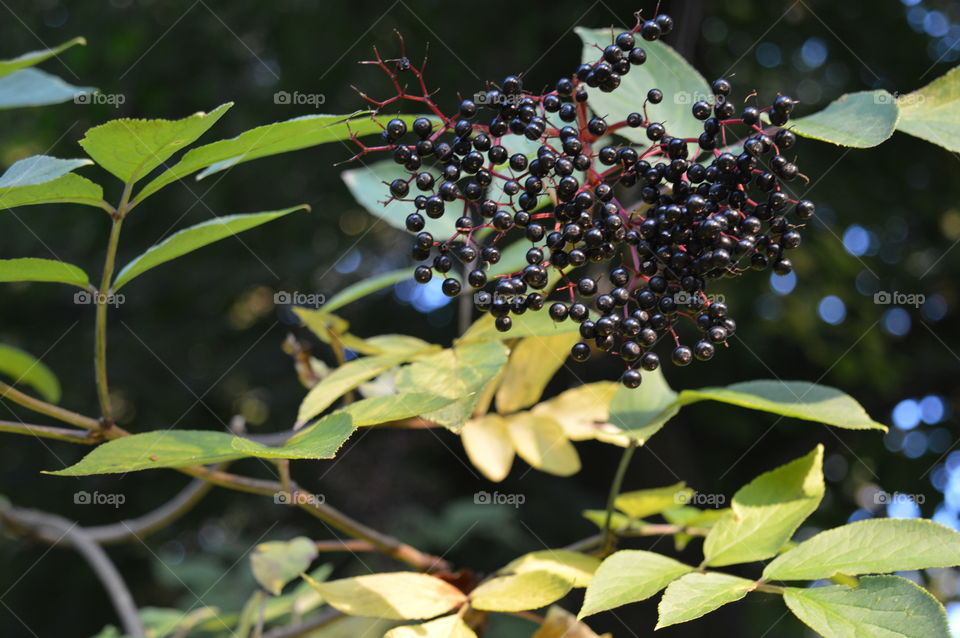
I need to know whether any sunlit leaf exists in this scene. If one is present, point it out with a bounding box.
[656,572,754,629]
[469,571,573,612]
[502,550,600,588]
[495,332,577,414]
[460,414,515,482]
[506,412,580,476]
[703,446,824,567]
[79,103,232,183]
[791,90,899,148]
[303,571,466,620]
[762,518,960,581]
[251,537,318,595]
[579,550,692,618]
[114,206,308,290]
[0,258,89,289]
[784,576,950,638]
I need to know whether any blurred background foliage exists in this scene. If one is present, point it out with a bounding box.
[0,0,958,635]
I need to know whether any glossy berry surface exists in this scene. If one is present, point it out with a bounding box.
[351,10,811,387]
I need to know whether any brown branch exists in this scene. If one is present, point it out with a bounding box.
[0,381,102,430]
[314,539,377,553]
[0,420,100,444]
[84,478,215,545]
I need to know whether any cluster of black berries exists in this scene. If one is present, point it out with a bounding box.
[350,12,814,388]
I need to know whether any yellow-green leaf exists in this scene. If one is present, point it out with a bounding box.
[703,446,824,567]
[469,571,572,612]
[303,572,466,620]
[531,382,619,442]
[897,65,960,153]
[615,482,692,520]
[502,550,600,588]
[384,615,477,638]
[532,606,610,638]
[460,414,515,482]
[495,332,578,414]
[656,572,755,629]
[579,550,692,618]
[506,412,580,476]
[79,103,232,183]
[250,537,317,595]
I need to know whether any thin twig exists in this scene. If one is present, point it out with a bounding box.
[261,609,342,638]
[84,478,215,545]
[0,380,102,430]
[0,506,146,637]
[0,420,99,444]
[601,440,638,555]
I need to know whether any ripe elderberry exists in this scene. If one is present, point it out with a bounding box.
[352,10,813,388]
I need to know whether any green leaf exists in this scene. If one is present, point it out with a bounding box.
[0,258,89,288]
[134,113,418,204]
[0,343,61,403]
[703,445,824,567]
[582,509,633,532]
[502,550,600,588]
[783,576,950,638]
[48,414,355,475]
[0,155,92,188]
[236,412,355,460]
[251,537,318,595]
[678,380,887,431]
[897,65,960,152]
[579,550,692,618]
[0,37,86,78]
[113,206,307,290]
[0,154,102,209]
[292,393,454,442]
[79,103,233,183]
[460,414,515,482]
[656,572,755,629]
[342,159,451,239]
[790,90,899,148]
[615,482,692,520]
[469,571,573,612]
[506,412,580,476]
[495,332,578,414]
[576,28,711,145]
[322,268,412,313]
[459,310,579,342]
[385,615,477,638]
[607,368,679,442]
[395,340,509,431]
[0,173,103,209]
[297,341,435,425]
[762,519,960,581]
[0,68,94,109]
[303,571,466,620]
